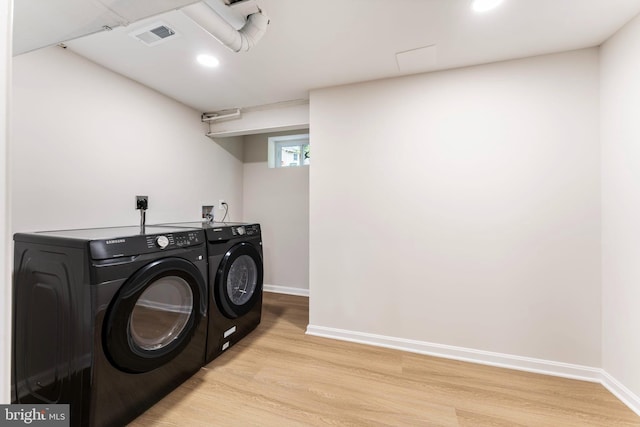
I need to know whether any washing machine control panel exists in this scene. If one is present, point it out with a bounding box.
[155,235,170,248]
[172,231,202,248]
[146,231,201,250]
[90,230,205,260]
[146,234,174,249]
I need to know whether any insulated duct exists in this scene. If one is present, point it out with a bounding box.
[181,1,269,52]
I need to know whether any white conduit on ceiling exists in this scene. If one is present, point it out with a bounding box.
[181,1,269,52]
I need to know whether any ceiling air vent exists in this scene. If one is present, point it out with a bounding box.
[129,22,179,47]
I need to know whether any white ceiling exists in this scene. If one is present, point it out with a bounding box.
[12,0,201,55]
[14,0,640,113]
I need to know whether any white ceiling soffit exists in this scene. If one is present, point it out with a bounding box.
[12,0,201,55]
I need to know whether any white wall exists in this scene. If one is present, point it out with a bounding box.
[601,12,640,407]
[243,130,309,294]
[1,0,12,405]
[309,49,601,367]
[11,46,243,233]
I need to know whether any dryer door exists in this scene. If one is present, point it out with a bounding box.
[104,257,205,373]
[215,242,263,319]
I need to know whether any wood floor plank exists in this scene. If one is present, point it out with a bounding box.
[129,293,640,426]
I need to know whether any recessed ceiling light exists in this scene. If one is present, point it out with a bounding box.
[197,54,220,68]
[472,0,504,13]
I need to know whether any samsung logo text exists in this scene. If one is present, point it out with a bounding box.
[105,239,126,244]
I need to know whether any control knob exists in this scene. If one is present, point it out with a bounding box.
[236,226,246,236]
[156,235,170,249]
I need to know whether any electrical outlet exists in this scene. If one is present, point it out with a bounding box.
[218,199,226,209]
[136,195,148,210]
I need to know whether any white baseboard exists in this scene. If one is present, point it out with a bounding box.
[601,370,640,416]
[305,325,602,382]
[264,284,309,297]
[306,325,640,416]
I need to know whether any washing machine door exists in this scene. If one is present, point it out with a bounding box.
[104,257,205,373]
[215,242,263,319]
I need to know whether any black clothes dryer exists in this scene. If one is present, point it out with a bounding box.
[158,222,263,363]
[12,226,208,427]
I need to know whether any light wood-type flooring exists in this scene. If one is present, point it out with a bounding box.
[130,293,640,426]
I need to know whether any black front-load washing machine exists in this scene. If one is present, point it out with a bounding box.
[12,225,208,427]
[158,222,263,363]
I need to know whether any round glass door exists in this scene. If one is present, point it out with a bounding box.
[216,243,263,319]
[130,277,194,351]
[226,255,258,306]
[104,258,205,373]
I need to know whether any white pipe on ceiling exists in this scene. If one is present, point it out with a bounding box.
[202,109,241,121]
[181,1,269,52]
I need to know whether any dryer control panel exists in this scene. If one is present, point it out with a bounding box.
[206,223,261,241]
[232,224,260,237]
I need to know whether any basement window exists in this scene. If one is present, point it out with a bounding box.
[268,134,310,168]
